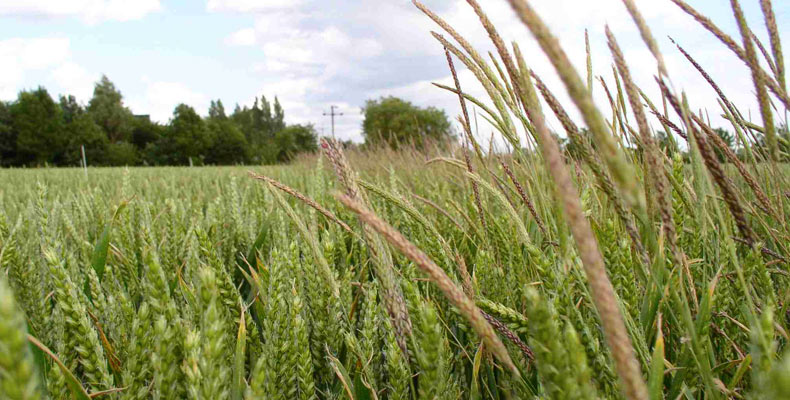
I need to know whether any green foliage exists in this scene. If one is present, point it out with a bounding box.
[0,155,787,399]
[155,104,212,165]
[362,96,453,149]
[1,1,789,398]
[88,75,134,143]
[0,81,332,167]
[274,124,318,162]
[206,118,249,165]
[106,141,141,166]
[63,113,109,166]
[131,116,163,152]
[0,275,44,400]
[0,100,15,166]
[10,87,65,165]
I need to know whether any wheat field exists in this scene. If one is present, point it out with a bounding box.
[2,0,790,399]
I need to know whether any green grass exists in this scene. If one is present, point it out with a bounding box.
[2,1,790,399]
[0,149,787,399]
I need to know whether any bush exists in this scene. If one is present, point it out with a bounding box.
[104,142,140,166]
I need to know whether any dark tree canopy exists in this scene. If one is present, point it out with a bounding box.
[10,87,65,165]
[206,112,249,165]
[0,100,16,166]
[88,75,134,143]
[274,124,318,162]
[0,78,448,167]
[161,104,212,165]
[362,96,453,149]
[63,112,108,166]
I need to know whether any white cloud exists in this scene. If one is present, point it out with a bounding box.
[207,0,301,13]
[0,0,162,23]
[0,37,70,69]
[50,62,97,102]
[0,37,71,100]
[129,81,210,123]
[225,28,256,46]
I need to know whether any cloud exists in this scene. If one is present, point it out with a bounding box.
[128,81,210,123]
[209,0,713,141]
[50,62,98,101]
[0,0,162,23]
[0,37,71,99]
[206,0,301,13]
[225,28,256,46]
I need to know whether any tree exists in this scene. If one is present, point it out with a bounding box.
[105,142,140,166]
[656,130,675,155]
[59,95,82,124]
[62,112,108,166]
[10,88,65,165]
[130,116,163,152]
[0,100,16,166]
[208,100,227,120]
[54,95,108,166]
[88,75,133,143]
[362,96,453,149]
[206,114,249,165]
[155,104,211,165]
[273,97,285,133]
[713,128,734,163]
[273,124,318,162]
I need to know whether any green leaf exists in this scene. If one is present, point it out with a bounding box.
[648,314,666,400]
[327,350,355,400]
[232,303,247,400]
[90,200,128,281]
[27,334,91,400]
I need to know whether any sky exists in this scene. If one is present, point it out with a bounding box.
[1,0,788,144]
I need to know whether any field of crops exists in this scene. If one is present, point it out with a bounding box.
[3,0,790,399]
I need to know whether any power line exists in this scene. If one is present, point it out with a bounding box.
[323,105,343,140]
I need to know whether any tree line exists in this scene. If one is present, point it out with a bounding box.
[0,76,319,167]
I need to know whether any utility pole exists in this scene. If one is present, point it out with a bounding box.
[323,105,343,140]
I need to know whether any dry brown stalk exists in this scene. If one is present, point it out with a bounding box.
[751,30,779,77]
[248,172,355,236]
[321,138,358,199]
[532,71,651,271]
[658,79,757,245]
[490,170,518,210]
[465,0,523,100]
[669,0,790,111]
[335,193,520,377]
[731,236,787,263]
[445,47,488,233]
[506,0,647,224]
[687,114,779,219]
[598,76,629,145]
[454,252,475,299]
[501,3,649,397]
[759,0,786,90]
[413,0,515,113]
[669,37,750,139]
[585,29,593,92]
[620,0,668,77]
[481,310,535,361]
[320,138,414,358]
[730,0,778,163]
[648,109,687,141]
[501,162,548,237]
[411,193,465,233]
[606,26,681,267]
